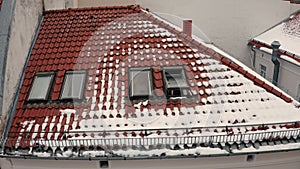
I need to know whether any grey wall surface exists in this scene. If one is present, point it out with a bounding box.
[0,0,17,128]
[137,0,300,67]
[252,49,300,100]
[77,0,135,7]
[1,150,300,169]
[0,0,43,133]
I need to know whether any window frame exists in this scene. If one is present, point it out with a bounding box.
[259,64,267,78]
[27,72,55,101]
[60,70,87,100]
[128,67,153,99]
[162,66,190,98]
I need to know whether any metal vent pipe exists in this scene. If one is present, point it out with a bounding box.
[271,41,281,86]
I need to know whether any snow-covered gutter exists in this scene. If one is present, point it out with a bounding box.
[0,146,299,161]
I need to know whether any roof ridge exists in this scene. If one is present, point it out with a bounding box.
[251,10,300,40]
[44,4,141,14]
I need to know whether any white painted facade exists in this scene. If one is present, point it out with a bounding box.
[1,150,300,169]
[77,0,135,8]
[43,0,136,10]
[250,48,300,101]
[136,0,300,67]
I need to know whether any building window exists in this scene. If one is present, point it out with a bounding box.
[99,161,109,168]
[162,66,190,98]
[60,71,86,99]
[246,154,255,162]
[129,67,153,99]
[28,72,54,101]
[259,64,267,78]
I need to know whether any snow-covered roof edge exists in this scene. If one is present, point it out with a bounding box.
[251,9,300,41]
[248,10,300,64]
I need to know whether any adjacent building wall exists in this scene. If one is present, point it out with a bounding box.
[137,0,300,67]
[0,0,16,120]
[77,0,136,8]
[44,0,78,10]
[43,0,135,10]
[252,48,300,101]
[1,150,300,169]
[0,0,43,132]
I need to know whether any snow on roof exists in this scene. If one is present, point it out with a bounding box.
[250,11,300,64]
[3,5,300,158]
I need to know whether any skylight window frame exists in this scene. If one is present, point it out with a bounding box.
[129,67,154,99]
[60,70,87,101]
[27,72,55,102]
[162,66,191,98]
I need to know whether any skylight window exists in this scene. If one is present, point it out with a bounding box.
[129,67,153,99]
[28,72,54,101]
[60,71,86,100]
[162,67,190,98]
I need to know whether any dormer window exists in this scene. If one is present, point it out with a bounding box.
[60,71,86,100]
[129,67,153,99]
[27,72,54,101]
[162,67,190,98]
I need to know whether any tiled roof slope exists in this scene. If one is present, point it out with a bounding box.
[249,11,300,64]
[6,5,300,154]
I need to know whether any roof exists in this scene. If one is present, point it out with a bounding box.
[3,5,300,158]
[286,0,300,4]
[249,11,300,64]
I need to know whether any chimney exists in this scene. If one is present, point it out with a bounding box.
[271,41,281,86]
[183,20,192,37]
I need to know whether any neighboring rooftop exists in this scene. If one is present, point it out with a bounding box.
[286,0,300,4]
[2,5,300,158]
[249,10,300,65]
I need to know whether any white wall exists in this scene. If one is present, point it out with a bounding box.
[253,49,300,100]
[44,0,65,10]
[44,0,136,10]
[77,0,136,8]
[1,150,300,169]
[44,0,78,10]
[1,0,43,131]
[137,0,300,67]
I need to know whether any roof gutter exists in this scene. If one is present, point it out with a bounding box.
[271,41,281,86]
[0,147,299,161]
[1,14,44,151]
